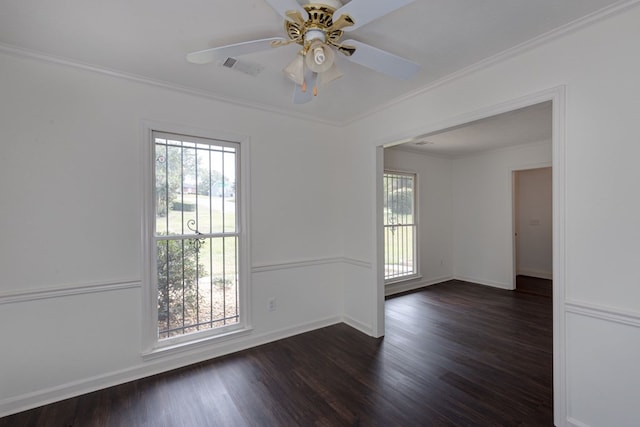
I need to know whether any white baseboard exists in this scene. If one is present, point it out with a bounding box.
[342,314,373,336]
[567,416,591,427]
[454,275,512,290]
[385,276,453,296]
[517,269,553,280]
[0,315,343,418]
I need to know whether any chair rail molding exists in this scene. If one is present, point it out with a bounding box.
[0,279,141,305]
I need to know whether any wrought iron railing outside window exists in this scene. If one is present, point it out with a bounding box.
[153,132,239,339]
[383,171,417,282]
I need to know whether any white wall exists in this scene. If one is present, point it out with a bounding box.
[0,51,346,415]
[383,148,453,294]
[382,143,552,292]
[342,4,640,426]
[452,141,551,289]
[3,4,640,425]
[516,167,553,279]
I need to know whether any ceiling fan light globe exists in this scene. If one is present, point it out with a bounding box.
[283,54,305,85]
[305,41,334,73]
[313,47,325,65]
[318,63,343,86]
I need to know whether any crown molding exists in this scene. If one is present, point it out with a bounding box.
[340,0,640,126]
[2,0,638,128]
[388,136,552,160]
[0,42,338,128]
[386,145,453,159]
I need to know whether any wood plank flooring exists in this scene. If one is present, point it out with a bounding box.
[515,275,553,298]
[0,280,553,426]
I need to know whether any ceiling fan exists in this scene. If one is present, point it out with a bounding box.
[186,0,419,104]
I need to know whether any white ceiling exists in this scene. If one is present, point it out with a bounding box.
[393,101,552,157]
[0,0,622,124]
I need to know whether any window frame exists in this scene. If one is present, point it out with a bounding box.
[141,122,252,358]
[383,169,420,284]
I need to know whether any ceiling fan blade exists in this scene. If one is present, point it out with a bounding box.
[292,70,318,104]
[264,0,308,21]
[285,10,306,27]
[186,37,286,64]
[334,0,415,31]
[327,14,355,32]
[342,39,419,79]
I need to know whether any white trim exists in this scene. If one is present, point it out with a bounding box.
[252,257,343,273]
[142,327,253,361]
[517,269,553,281]
[453,276,512,290]
[0,280,140,305]
[0,43,336,127]
[0,315,343,418]
[342,257,373,269]
[551,86,568,427]
[385,274,422,286]
[567,417,591,427]
[2,1,637,128]
[374,147,386,338]
[342,314,373,336]
[389,137,552,160]
[0,258,371,301]
[457,139,552,160]
[251,257,372,273]
[343,0,640,126]
[565,301,640,328]
[140,120,252,354]
[374,90,561,151]
[386,145,453,159]
[385,276,453,297]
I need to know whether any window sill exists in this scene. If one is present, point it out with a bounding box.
[385,274,422,286]
[142,326,253,362]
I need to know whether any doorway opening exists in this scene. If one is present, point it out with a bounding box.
[375,86,566,424]
[513,167,553,298]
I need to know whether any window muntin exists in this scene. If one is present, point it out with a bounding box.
[153,131,240,340]
[383,171,418,282]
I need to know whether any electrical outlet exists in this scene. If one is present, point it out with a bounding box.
[268,297,277,312]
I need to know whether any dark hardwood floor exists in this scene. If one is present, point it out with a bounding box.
[515,275,553,298]
[1,280,553,426]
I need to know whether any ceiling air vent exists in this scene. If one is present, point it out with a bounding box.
[220,57,264,77]
[222,57,237,68]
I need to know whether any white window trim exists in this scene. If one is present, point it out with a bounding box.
[383,169,420,284]
[141,121,252,358]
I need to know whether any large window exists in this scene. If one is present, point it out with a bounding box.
[383,171,418,282]
[147,129,246,349]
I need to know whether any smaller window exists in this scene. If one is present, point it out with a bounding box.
[383,171,418,282]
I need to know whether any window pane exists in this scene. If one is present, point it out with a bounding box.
[155,142,169,235]
[155,137,237,236]
[157,239,200,338]
[153,130,241,342]
[156,236,240,339]
[383,172,417,281]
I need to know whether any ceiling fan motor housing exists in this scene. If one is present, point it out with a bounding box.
[285,4,344,51]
